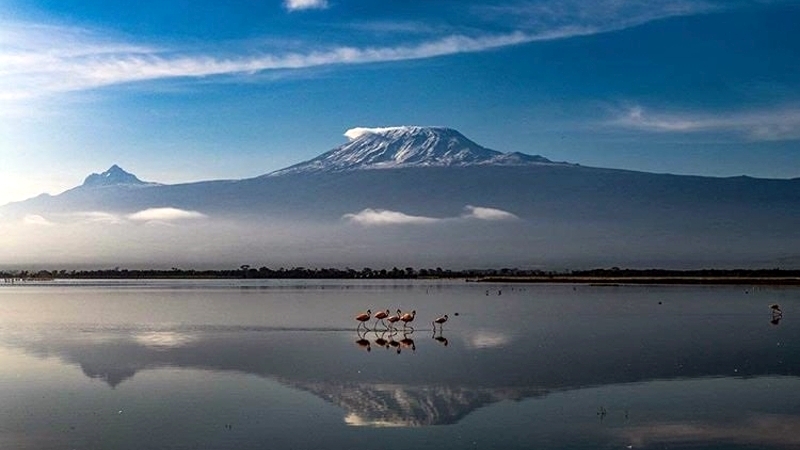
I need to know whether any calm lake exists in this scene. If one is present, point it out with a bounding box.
[0,279,798,449]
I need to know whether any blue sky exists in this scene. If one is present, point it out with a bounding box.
[1,0,799,206]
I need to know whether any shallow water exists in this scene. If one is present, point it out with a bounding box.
[0,280,798,449]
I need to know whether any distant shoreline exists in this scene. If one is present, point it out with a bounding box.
[471,276,800,286]
[3,267,800,286]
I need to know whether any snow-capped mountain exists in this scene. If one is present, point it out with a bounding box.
[80,164,156,188]
[269,126,557,175]
[2,126,799,268]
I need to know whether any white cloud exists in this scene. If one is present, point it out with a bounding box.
[342,209,442,226]
[614,105,800,141]
[461,205,519,221]
[23,214,53,226]
[344,127,411,140]
[0,0,715,101]
[127,207,207,222]
[477,0,715,32]
[71,211,124,224]
[284,0,328,11]
[0,25,533,100]
[343,205,520,226]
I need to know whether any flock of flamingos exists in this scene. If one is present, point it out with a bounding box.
[354,309,448,332]
[352,309,450,353]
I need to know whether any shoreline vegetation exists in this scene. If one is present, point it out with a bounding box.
[2,267,800,285]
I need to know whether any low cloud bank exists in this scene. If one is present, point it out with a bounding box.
[127,207,207,222]
[343,205,519,226]
[23,214,53,226]
[19,207,207,227]
[342,209,441,226]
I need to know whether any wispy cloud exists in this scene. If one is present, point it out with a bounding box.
[0,1,716,100]
[284,0,328,12]
[343,205,519,226]
[475,0,716,34]
[613,105,800,141]
[0,22,531,100]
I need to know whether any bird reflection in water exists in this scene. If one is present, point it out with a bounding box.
[432,329,449,347]
[387,332,401,353]
[770,303,783,326]
[355,329,371,352]
[373,330,390,349]
[399,331,416,353]
[351,328,423,354]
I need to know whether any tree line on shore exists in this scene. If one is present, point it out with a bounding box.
[2,266,800,281]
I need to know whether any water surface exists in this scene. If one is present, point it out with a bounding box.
[1,280,798,449]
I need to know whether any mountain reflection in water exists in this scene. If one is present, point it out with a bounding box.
[0,281,799,450]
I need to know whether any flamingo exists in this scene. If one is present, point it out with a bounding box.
[432,314,449,330]
[355,309,371,330]
[374,309,390,329]
[400,310,416,330]
[386,309,402,330]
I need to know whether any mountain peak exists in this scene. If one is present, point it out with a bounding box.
[270,126,556,175]
[81,165,151,188]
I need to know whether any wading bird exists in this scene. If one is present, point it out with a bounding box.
[355,309,371,330]
[374,309,390,329]
[400,310,416,330]
[432,314,449,330]
[386,309,402,330]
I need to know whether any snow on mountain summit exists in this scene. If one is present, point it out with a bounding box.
[271,126,556,175]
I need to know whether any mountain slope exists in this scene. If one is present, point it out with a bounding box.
[1,128,799,268]
[269,126,557,175]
